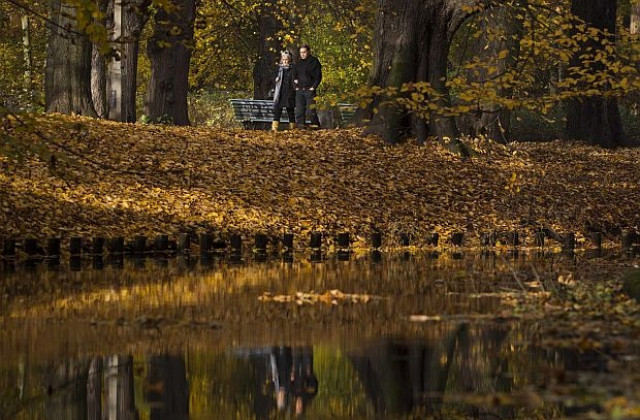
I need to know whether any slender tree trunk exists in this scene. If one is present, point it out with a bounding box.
[104,355,139,420]
[121,0,151,122]
[92,0,110,119]
[252,0,282,99]
[146,0,196,125]
[21,15,34,108]
[565,0,630,148]
[45,0,98,117]
[87,356,102,420]
[363,0,473,151]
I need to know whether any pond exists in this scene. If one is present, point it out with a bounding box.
[0,251,638,419]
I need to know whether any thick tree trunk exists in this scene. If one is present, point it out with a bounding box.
[252,1,282,99]
[565,0,629,148]
[458,6,520,143]
[146,0,196,125]
[146,355,189,420]
[45,0,98,117]
[363,0,472,150]
[44,359,90,420]
[91,0,110,119]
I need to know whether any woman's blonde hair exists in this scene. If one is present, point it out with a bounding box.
[280,51,292,64]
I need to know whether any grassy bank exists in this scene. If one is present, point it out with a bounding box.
[1,113,639,249]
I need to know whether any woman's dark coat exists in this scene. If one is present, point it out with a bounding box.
[273,65,296,109]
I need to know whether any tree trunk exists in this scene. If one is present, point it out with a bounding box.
[21,15,34,108]
[87,356,102,420]
[104,355,139,420]
[91,0,110,119]
[44,359,90,420]
[252,1,282,99]
[631,0,640,34]
[146,355,189,420]
[121,0,150,122]
[363,0,473,151]
[45,0,98,117]
[458,6,520,143]
[565,0,629,148]
[146,0,196,125]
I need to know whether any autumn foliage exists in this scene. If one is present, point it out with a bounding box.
[0,114,638,248]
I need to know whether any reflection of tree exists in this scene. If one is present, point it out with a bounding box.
[44,359,90,420]
[145,355,189,420]
[348,325,466,417]
[104,355,138,420]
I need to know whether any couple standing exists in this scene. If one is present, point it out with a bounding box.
[272,45,322,131]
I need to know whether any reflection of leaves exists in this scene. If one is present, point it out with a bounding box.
[259,290,378,305]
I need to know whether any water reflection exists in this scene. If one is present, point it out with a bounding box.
[0,325,621,419]
[0,251,638,419]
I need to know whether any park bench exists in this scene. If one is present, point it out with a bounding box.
[230,98,357,129]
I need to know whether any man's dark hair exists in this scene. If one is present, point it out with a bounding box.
[300,44,311,52]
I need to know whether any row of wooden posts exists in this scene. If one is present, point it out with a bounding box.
[1,229,639,260]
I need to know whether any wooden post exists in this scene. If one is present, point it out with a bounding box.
[199,233,213,256]
[310,232,322,249]
[428,232,440,247]
[70,256,82,271]
[47,238,61,257]
[178,233,190,253]
[24,238,40,256]
[450,232,464,246]
[92,237,105,255]
[371,231,382,249]
[70,237,83,256]
[108,237,125,254]
[2,239,16,256]
[283,233,294,250]
[622,230,636,250]
[155,235,169,252]
[132,236,147,254]
[230,234,242,252]
[92,256,104,270]
[255,234,268,251]
[337,233,350,249]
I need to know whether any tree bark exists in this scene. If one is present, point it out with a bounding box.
[146,355,189,420]
[362,0,474,150]
[146,0,196,125]
[120,0,150,122]
[565,0,630,148]
[45,0,98,117]
[21,15,34,108]
[91,0,111,119]
[87,356,102,420]
[104,355,139,420]
[631,0,640,34]
[252,1,282,99]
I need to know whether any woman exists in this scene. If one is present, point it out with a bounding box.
[272,51,296,131]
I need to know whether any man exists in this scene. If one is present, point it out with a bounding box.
[292,45,322,128]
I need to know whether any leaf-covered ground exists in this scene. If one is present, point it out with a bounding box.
[1,113,639,248]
